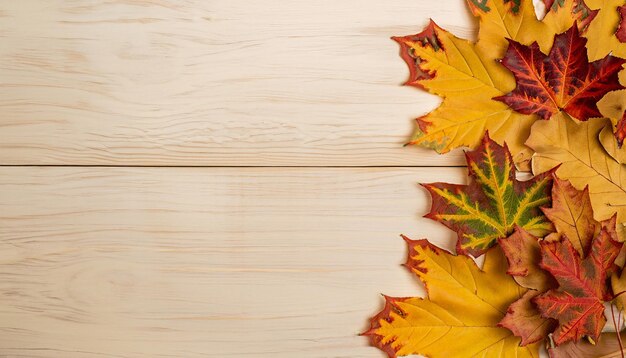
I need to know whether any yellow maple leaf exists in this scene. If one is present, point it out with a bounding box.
[526,113,626,225]
[579,1,626,145]
[363,237,537,357]
[395,0,582,168]
[583,0,626,61]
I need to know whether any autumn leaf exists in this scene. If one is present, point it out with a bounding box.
[542,176,602,255]
[526,113,626,225]
[499,176,620,346]
[499,290,557,346]
[423,133,553,257]
[498,227,557,345]
[548,331,626,357]
[598,89,626,148]
[582,0,626,61]
[581,0,626,146]
[495,24,625,121]
[363,237,538,357]
[600,121,626,163]
[470,0,585,57]
[543,0,599,32]
[535,227,623,345]
[395,0,582,168]
[618,4,626,43]
[499,227,556,291]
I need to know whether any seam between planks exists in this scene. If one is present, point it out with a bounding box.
[0,164,466,168]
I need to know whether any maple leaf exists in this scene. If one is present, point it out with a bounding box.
[499,226,556,291]
[541,176,601,255]
[363,237,538,358]
[535,227,623,345]
[499,290,557,346]
[495,24,625,121]
[423,133,553,257]
[498,176,620,346]
[527,113,626,225]
[394,0,583,168]
[575,1,626,146]
[498,227,558,345]
[582,0,626,61]
[543,0,599,32]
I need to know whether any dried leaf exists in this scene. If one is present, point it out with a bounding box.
[395,0,581,167]
[583,0,626,61]
[497,219,556,346]
[598,90,626,150]
[535,228,623,345]
[600,121,626,163]
[548,332,626,357]
[471,0,582,56]
[543,0,598,32]
[423,134,553,257]
[526,113,626,225]
[499,227,556,291]
[499,290,557,346]
[500,179,621,346]
[495,25,625,121]
[542,176,601,255]
[363,238,538,357]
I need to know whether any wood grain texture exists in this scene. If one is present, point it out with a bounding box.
[0,0,474,166]
[0,167,465,357]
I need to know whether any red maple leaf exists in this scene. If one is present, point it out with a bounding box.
[534,225,622,345]
[495,24,625,120]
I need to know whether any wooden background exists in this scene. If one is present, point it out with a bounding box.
[0,1,494,357]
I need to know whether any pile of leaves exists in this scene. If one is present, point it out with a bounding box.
[363,0,626,357]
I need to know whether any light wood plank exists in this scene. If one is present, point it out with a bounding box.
[0,0,474,166]
[0,167,465,357]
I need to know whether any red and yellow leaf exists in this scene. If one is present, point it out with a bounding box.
[423,133,553,257]
[363,237,538,358]
[395,0,582,168]
[495,25,625,121]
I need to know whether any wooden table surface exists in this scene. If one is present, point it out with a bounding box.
[0,1,484,357]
